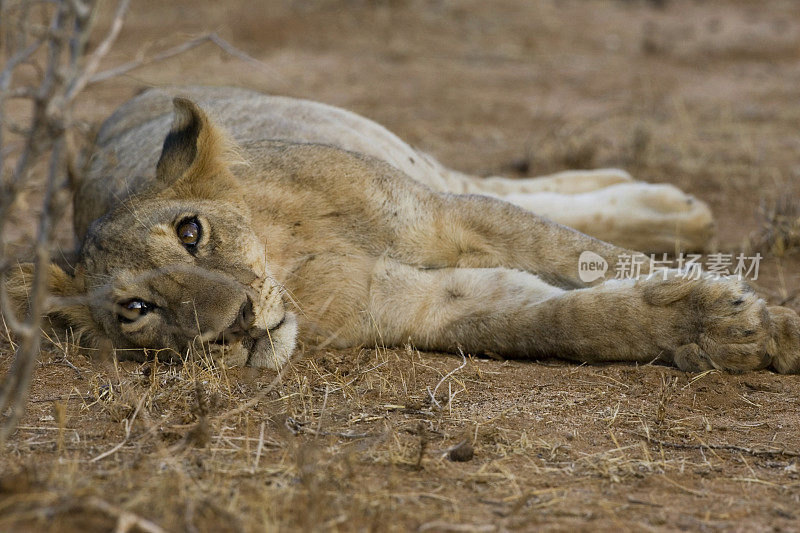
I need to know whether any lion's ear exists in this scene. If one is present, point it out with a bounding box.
[3,262,95,341]
[155,97,241,198]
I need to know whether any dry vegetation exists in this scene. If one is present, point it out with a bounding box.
[2,0,800,531]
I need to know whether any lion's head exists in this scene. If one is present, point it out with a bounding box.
[5,98,297,368]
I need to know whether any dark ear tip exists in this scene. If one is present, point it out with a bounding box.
[157,97,205,183]
[172,96,196,111]
[170,97,203,130]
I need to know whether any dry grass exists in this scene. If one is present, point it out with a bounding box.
[3,343,799,531]
[753,198,800,258]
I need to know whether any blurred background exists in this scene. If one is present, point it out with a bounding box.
[78,0,800,254]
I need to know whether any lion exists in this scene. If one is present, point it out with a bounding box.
[5,86,800,374]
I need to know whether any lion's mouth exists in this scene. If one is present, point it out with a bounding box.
[266,314,286,333]
[207,294,296,368]
[212,312,288,347]
[212,323,245,346]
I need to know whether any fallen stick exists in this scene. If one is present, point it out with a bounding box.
[86,497,166,533]
[627,430,800,459]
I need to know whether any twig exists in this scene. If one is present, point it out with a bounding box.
[779,288,800,306]
[627,430,800,459]
[45,353,84,379]
[418,522,496,533]
[251,421,265,473]
[0,39,43,90]
[29,394,93,403]
[64,0,130,101]
[89,393,146,462]
[0,268,35,337]
[427,350,467,410]
[88,32,282,86]
[284,417,374,439]
[86,497,167,533]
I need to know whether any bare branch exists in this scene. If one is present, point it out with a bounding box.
[0,39,43,90]
[64,0,130,101]
[85,497,167,533]
[0,0,121,445]
[0,38,44,175]
[4,86,37,99]
[627,430,800,459]
[88,32,283,86]
[0,270,35,338]
[0,0,283,446]
[0,139,66,444]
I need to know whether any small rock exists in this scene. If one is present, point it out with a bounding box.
[447,441,474,462]
[743,380,782,393]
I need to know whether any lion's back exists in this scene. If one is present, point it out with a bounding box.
[78,86,445,239]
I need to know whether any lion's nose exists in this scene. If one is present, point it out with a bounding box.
[214,298,256,345]
[237,298,255,331]
[227,298,255,334]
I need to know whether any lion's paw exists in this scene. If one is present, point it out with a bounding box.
[767,306,800,374]
[642,275,771,373]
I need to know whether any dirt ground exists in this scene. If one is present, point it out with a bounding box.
[2,0,800,531]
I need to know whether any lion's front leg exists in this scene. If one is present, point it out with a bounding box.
[367,258,800,373]
[766,306,800,374]
[639,276,800,374]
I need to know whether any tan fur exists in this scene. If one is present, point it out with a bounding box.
[7,86,799,373]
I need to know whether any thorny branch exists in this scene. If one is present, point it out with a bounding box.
[0,0,283,446]
[0,0,129,445]
[1,0,89,431]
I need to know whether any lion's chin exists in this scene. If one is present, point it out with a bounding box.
[209,342,249,367]
[207,312,298,369]
[245,311,298,369]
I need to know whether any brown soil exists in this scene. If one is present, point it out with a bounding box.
[2,1,800,531]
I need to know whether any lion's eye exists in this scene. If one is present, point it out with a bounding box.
[177,218,201,247]
[117,299,155,323]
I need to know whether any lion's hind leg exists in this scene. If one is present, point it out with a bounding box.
[440,167,715,253]
[498,182,716,253]
[453,168,635,195]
